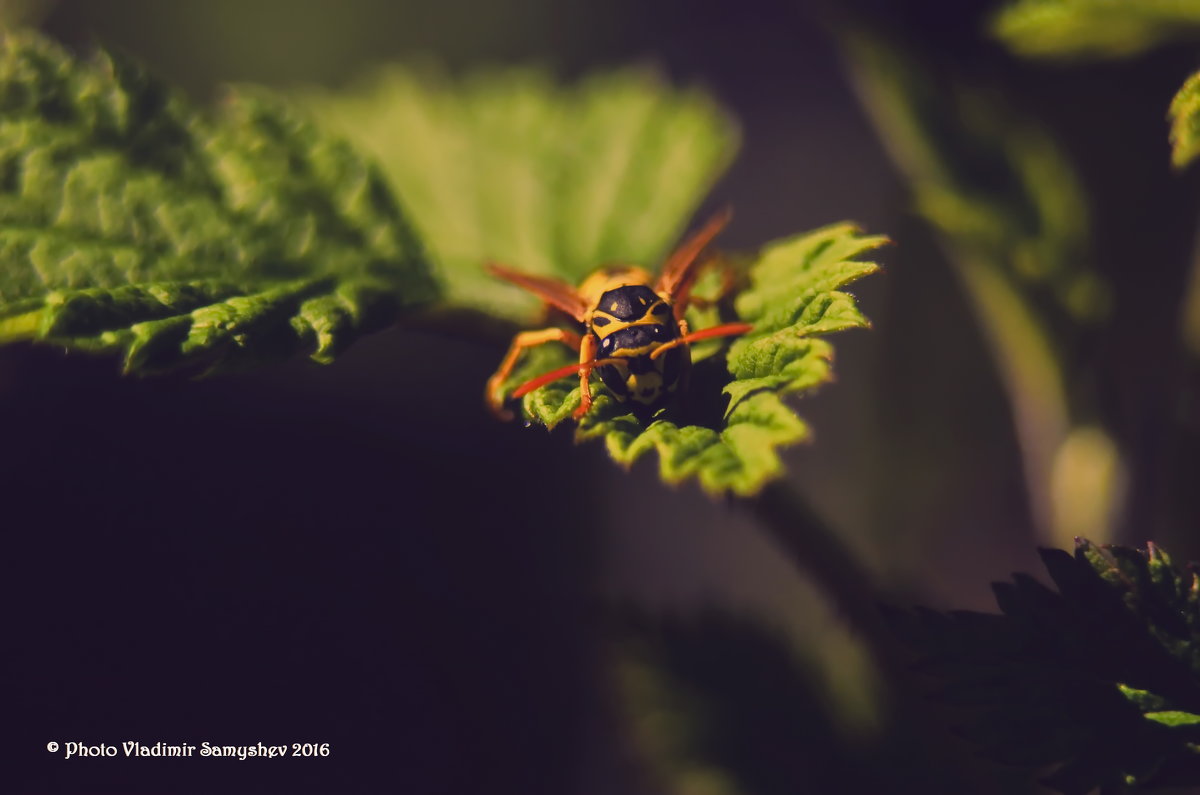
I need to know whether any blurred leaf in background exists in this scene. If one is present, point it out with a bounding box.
[991,0,1200,60]
[0,31,436,373]
[296,66,738,323]
[841,31,1123,550]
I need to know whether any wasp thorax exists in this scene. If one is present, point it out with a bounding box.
[591,286,675,343]
[595,285,663,320]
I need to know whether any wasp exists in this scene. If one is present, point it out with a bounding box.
[485,207,753,420]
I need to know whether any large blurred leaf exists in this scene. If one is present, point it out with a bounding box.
[890,540,1200,794]
[612,610,984,795]
[504,224,884,497]
[842,33,1101,321]
[842,32,1121,547]
[296,66,738,322]
[992,0,1200,60]
[0,31,435,374]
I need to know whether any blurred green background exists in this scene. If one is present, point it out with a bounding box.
[5,0,1200,792]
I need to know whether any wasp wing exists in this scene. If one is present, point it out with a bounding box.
[486,264,589,322]
[654,206,733,312]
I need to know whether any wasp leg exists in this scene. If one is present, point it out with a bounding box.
[677,318,692,413]
[573,334,599,419]
[487,328,583,419]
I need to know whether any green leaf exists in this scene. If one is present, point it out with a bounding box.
[504,224,884,497]
[1145,710,1200,727]
[991,0,1200,60]
[0,31,436,374]
[1118,683,1171,712]
[296,62,871,495]
[889,540,1200,793]
[1170,71,1200,170]
[295,66,738,323]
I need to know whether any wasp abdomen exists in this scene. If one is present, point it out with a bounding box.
[595,344,686,410]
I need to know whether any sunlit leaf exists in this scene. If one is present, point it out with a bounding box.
[0,31,436,373]
[506,224,884,497]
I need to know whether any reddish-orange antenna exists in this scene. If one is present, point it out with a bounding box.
[649,322,753,360]
[511,358,624,399]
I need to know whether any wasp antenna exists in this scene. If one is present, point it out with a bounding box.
[510,357,625,399]
[649,322,753,360]
[511,362,582,398]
